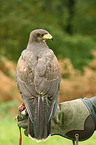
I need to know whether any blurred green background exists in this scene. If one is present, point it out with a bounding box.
[0,0,96,69]
[0,0,96,145]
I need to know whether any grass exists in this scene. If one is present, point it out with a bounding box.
[0,101,96,145]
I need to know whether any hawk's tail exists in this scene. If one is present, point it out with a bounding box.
[28,117,51,141]
[27,96,52,141]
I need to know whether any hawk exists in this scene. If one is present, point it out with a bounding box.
[15,29,61,141]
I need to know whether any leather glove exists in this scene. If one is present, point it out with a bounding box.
[16,97,96,141]
[17,112,28,136]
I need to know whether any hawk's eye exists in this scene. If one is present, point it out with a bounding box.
[41,33,47,36]
[41,34,44,36]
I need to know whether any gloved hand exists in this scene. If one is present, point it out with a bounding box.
[16,97,96,141]
[51,98,95,141]
[16,112,28,136]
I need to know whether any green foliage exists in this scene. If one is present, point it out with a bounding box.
[73,0,96,35]
[48,31,95,70]
[0,0,96,70]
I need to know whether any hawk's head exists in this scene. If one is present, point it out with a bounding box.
[28,29,53,43]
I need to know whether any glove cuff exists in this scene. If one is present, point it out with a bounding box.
[81,96,96,129]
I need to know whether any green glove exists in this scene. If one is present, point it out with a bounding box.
[51,98,95,141]
[16,110,28,136]
[16,97,96,141]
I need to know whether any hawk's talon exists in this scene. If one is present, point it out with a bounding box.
[18,103,25,114]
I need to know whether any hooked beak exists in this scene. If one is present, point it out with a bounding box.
[43,33,53,40]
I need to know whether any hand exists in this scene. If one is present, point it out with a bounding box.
[16,103,28,137]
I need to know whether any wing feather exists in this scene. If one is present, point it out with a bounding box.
[16,48,60,123]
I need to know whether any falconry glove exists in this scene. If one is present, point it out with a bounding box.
[51,97,96,141]
[17,112,28,137]
[16,97,96,144]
